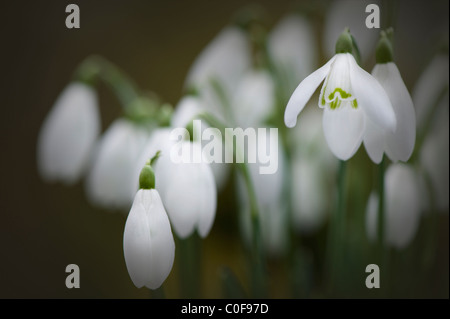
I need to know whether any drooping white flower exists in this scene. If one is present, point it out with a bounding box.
[171,96,230,190]
[37,82,100,184]
[231,70,276,128]
[157,140,217,238]
[363,62,416,163]
[419,93,449,212]
[284,51,396,161]
[184,26,251,98]
[267,13,318,92]
[412,53,449,131]
[86,119,148,210]
[365,163,422,249]
[123,187,175,289]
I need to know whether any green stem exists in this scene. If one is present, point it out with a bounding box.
[197,111,266,297]
[74,55,140,108]
[327,160,347,295]
[177,233,201,298]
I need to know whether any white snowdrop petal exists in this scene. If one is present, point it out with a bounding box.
[171,96,204,128]
[420,93,449,212]
[232,70,275,128]
[322,106,365,160]
[349,56,396,133]
[268,14,317,89]
[157,142,217,238]
[363,118,385,164]
[372,63,416,162]
[37,83,100,184]
[284,56,336,128]
[123,189,175,289]
[412,54,449,130]
[185,26,251,95]
[86,119,148,209]
[385,164,422,249]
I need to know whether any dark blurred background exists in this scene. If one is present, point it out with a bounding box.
[0,0,448,298]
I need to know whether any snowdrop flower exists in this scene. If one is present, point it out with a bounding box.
[365,163,422,249]
[323,0,380,60]
[231,70,276,128]
[86,118,148,210]
[184,26,251,99]
[420,92,449,212]
[171,96,230,190]
[37,82,100,184]
[157,140,217,238]
[412,52,449,131]
[284,29,396,161]
[363,32,416,163]
[267,14,318,93]
[123,161,175,289]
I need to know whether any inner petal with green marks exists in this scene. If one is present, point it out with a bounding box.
[318,53,358,110]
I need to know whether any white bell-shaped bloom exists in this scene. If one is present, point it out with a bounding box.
[285,52,396,161]
[157,141,217,238]
[86,119,148,210]
[123,188,175,289]
[171,96,230,190]
[420,93,449,212]
[323,0,380,60]
[37,82,100,184]
[267,14,317,92]
[412,53,449,131]
[363,62,416,163]
[184,26,251,98]
[231,70,276,128]
[365,163,422,249]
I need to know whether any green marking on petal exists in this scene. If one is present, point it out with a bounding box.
[328,87,352,101]
[351,99,358,109]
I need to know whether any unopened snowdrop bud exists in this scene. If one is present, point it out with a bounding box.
[157,141,217,238]
[37,82,100,184]
[364,30,416,163]
[365,163,422,249]
[86,118,148,210]
[123,160,175,289]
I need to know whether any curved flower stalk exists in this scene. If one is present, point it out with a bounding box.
[323,0,381,60]
[86,118,148,210]
[123,161,175,289]
[419,92,449,212]
[289,107,337,234]
[157,140,217,239]
[363,32,416,163]
[365,163,422,249]
[284,29,396,161]
[267,13,318,93]
[37,82,100,184]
